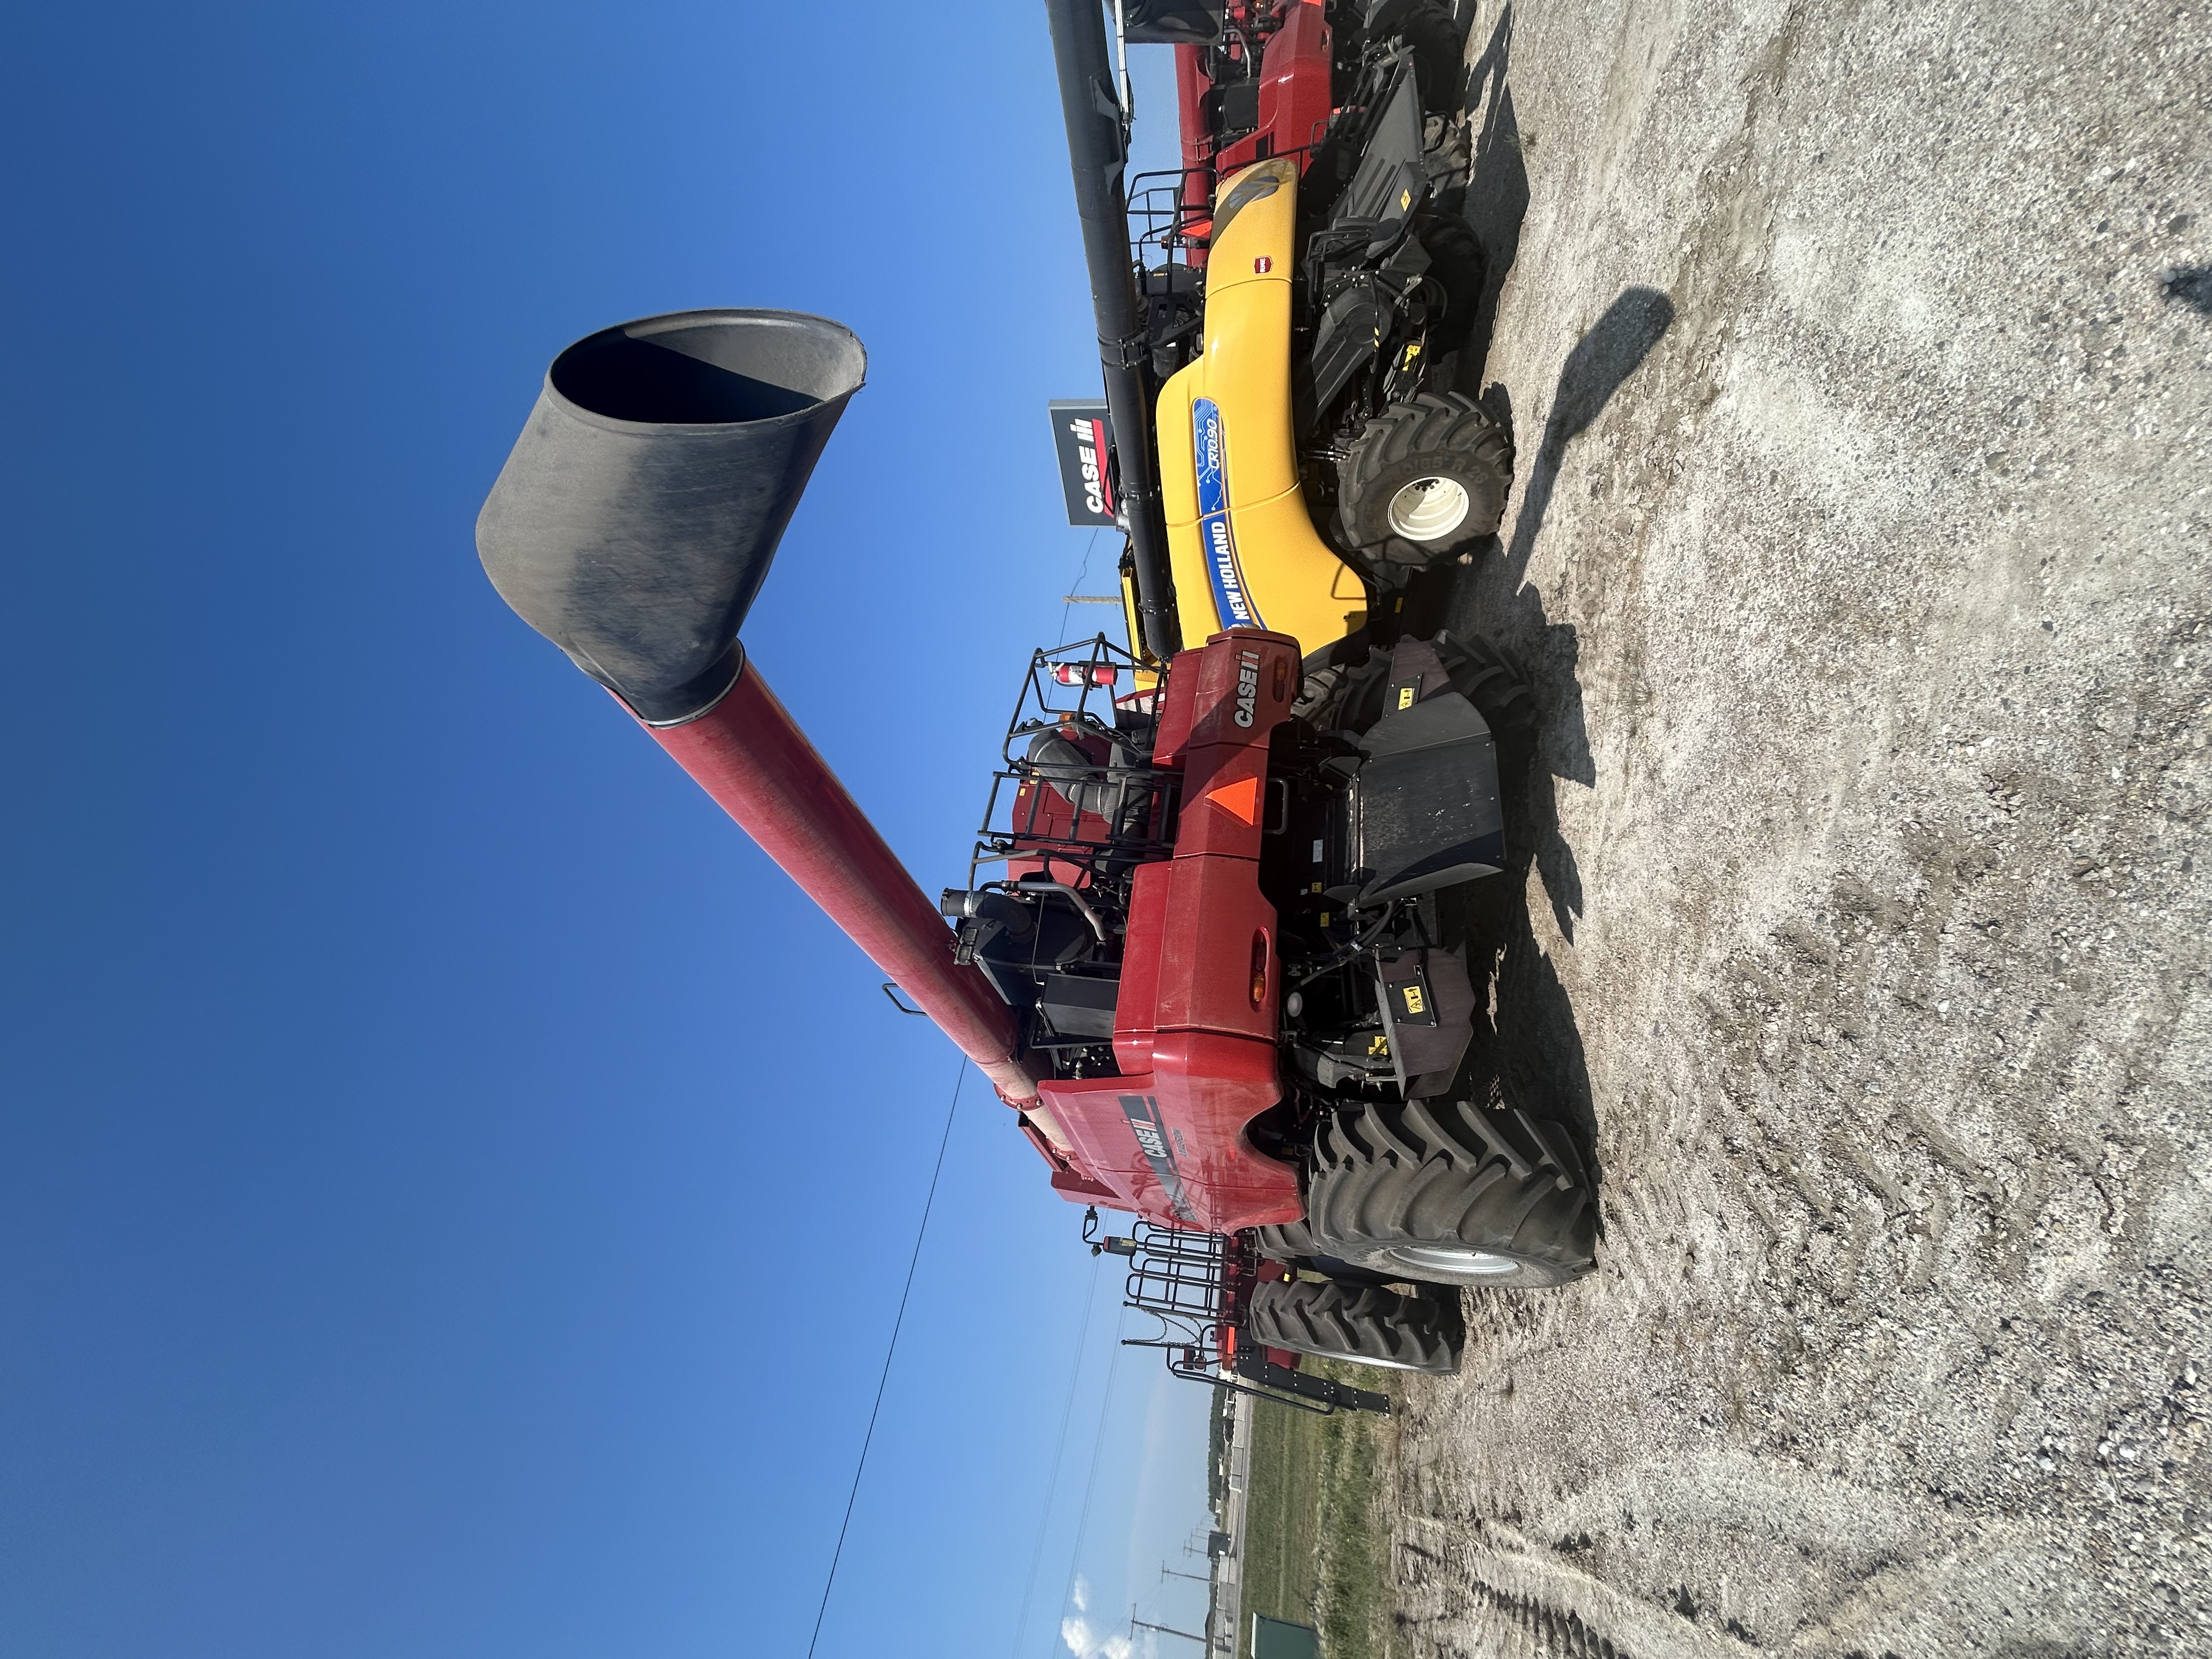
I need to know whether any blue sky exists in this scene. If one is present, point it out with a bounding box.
[0,4,1210,1656]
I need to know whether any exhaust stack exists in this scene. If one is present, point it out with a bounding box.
[478,309,1039,1103]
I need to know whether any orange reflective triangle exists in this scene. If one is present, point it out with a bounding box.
[1205,775,1261,826]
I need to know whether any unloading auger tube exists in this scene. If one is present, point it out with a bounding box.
[475,308,1041,1105]
[1045,0,1180,663]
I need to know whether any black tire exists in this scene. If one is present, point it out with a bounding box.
[1391,1,1465,114]
[1250,1220,1398,1285]
[1245,1276,1464,1374]
[1336,391,1514,559]
[1306,1099,1598,1288]
[1309,646,1393,733]
[1435,630,1536,751]
[1415,213,1489,354]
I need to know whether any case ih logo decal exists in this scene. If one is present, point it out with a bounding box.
[1192,398,1265,633]
[1119,1093,1197,1225]
[1233,648,1261,727]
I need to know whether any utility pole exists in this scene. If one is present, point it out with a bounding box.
[1161,1562,1210,1587]
[1130,1606,1207,1645]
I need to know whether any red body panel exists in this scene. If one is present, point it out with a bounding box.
[1037,1074,1173,1214]
[1037,629,1306,1232]
[1144,854,1276,1037]
[1179,0,1336,224]
[1175,744,1270,862]
[1146,1030,1293,1223]
[1215,0,1333,175]
[1173,44,1215,265]
[642,662,1040,1105]
[1114,861,1172,1076]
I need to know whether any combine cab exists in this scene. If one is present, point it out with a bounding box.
[476,0,1593,1413]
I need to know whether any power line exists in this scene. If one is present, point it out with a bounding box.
[1051,1301,1130,1653]
[804,1057,967,1659]
[1058,527,1103,643]
[1007,1258,1103,1659]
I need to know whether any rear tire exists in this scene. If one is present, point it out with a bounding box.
[1250,1219,1397,1285]
[1436,630,1536,753]
[1392,1,1466,114]
[1245,1277,1464,1374]
[1336,392,1514,559]
[1307,1100,1598,1288]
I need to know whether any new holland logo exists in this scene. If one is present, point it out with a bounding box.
[1233,648,1261,728]
[1191,398,1265,632]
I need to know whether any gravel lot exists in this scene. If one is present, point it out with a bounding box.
[1385,1,2212,1652]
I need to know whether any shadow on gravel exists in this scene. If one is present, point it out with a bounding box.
[1397,291,1676,1162]
[2165,265,2212,316]
[1504,286,1677,573]
[1444,3,1530,388]
[1479,285,1676,938]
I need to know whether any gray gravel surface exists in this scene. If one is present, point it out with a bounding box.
[1386,1,2212,1653]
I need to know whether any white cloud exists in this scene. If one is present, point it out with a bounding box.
[1062,1582,1133,1659]
[1059,1615,1133,1659]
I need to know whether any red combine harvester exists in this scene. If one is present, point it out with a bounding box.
[478,0,1591,1413]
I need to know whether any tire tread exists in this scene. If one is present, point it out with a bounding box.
[1306,1100,1598,1288]
[1245,1277,1464,1374]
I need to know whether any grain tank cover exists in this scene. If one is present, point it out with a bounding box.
[476,308,865,724]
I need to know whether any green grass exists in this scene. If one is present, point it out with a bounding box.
[1238,1363,1399,1659]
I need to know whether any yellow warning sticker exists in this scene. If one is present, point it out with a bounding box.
[1402,985,1426,1015]
[1397,686,1416,710]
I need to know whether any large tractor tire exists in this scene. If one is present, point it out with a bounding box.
[1436,629,1537,755]
[1296,631,1532,754]
[1251,1220,1398,1285]
[1252,1220,1317,1262]
[1336,391,1514,560]
[1246,1277,1464,1374]
[1391,1,1466,114]
[1306,1099,1598,1288]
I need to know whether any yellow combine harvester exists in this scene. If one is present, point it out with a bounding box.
[1065,3,1516,682]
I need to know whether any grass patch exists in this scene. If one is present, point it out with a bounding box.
[1238,1362,1399,1658]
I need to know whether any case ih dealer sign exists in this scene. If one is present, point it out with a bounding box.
[1048,399,1117,528]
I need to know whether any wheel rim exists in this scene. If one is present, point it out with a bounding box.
[1383,1243,1522,1279]
[1385,476,1471,541]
